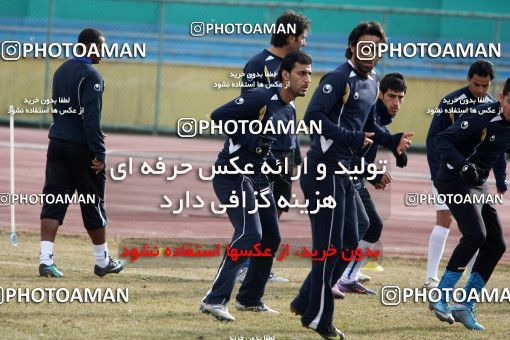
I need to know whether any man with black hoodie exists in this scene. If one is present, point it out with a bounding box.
[430,78,510,330]
[332,73,410,296]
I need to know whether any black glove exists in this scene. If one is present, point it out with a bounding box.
[496,181,507,193]
[460,163,483,186]
[265,156,291,185]
[498,185,508,193]
[251,135,275,156]
[394,151,408,168]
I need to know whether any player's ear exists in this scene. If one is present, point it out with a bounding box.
[350,43,356,58]
[282,70,290,86]
[378,90,383,100]
[498,91,504,103]
[83,42,90,54]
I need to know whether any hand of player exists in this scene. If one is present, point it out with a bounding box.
[91,158,105,174]
[395,152,408,168]
[374,183,385,190]
[460,163,481,186]
[265,158,290,185]
[293,165,299,177]
[380,172,393,185]
[396,131,414,155]
[364,132,375,148]
[375,172,392,190]
[255,136,275,156]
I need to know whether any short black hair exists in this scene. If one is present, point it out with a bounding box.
[78,28,103,45]
[271,10,311,48]
[278,51,312,82]
[345,21,386,59]
[503,78,510,96]
[468,60,495,80]
[380,73,407,94]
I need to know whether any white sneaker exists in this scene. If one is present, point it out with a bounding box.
[331,282,346,299]
[235,300,280,314]
[423,277,440,289]
[357,272,371,283]
[268,271,289,283]
[200,302,235,321]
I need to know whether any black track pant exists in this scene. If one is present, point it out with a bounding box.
[436,180,506,282]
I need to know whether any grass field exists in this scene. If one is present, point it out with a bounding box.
[1,231,510,339]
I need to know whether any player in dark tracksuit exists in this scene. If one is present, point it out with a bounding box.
[430,78,510,330]
[427,89,506,192]
[200,52,312,322]
[334,73,410,295]
[242,47,304,218]
[290,61,386,339]
[288,22,394,339]
[242,49,284,92]
[235,10,310,284]
[424,60,507,288]
[39,28,124,278]
[241,10,310,94]
[240,15,309,215]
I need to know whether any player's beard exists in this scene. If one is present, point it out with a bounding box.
[288,83,308,98]
[296,86,308,97]
[354,57,376,75]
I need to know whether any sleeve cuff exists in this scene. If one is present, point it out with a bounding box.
[95,154,106,163]
[496,182,507,193]
[368,173,384,186]
[351,131,366,153]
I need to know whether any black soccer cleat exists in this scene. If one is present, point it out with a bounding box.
[94,257,125,277]
[290,302,303,316]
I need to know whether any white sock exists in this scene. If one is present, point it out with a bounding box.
[93,243,109,268]
[341,240,374,284]
[465,249,479,277]
[40,241,55,266]
[340,260,356,284]
[426,225,449,280]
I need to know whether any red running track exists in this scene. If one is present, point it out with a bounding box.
[0,126,508,261]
